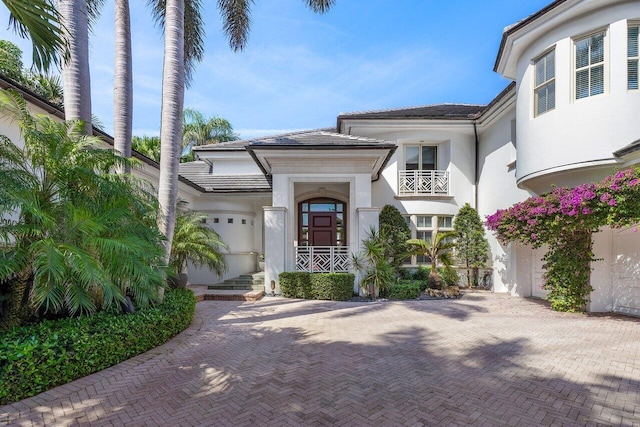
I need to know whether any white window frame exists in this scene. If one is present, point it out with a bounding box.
[573,29,608,101]
[629,24,639,90]
[533,48,555,116]
[404,145,438,171]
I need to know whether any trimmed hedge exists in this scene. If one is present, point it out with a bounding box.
[0,288,196,405]
[386,281,421,300]
[279,272,354,301]
[279,272,312,298]
[311,273,355,301]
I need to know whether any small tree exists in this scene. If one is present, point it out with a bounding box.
[379,205,411,269]
[453,203,490,287]
[351,227,395,300]
[406,231,456,289]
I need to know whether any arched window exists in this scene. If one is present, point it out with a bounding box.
[298,198,346,246]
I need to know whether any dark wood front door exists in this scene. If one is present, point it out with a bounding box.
[309,213,336,246]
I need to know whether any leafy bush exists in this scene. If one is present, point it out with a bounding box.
[386,281,421,300]
[278,272,311,298]
[412,266,431,282]
[379,205,411,268]
[310,273,354,301]
[0,288,196,405]
[440,267,460,287]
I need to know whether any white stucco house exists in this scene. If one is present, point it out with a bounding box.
[2,0,639,315]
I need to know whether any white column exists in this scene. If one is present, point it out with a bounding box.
[263,206,287,294]
[355,207,381,293]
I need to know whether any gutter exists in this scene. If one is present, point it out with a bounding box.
[473,118,480,210]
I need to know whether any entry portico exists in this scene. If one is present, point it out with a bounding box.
[247,131,396,292]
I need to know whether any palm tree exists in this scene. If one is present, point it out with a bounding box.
[169,201,227,286]
[132,135,161,162]
[351,227,395,300]
[0,89,166,327]
[155,0,335,282]
[1,0,67,72]
[113,0,133,173]
[57,0,92,133]
[406,231,456,289]
[183,107,238,147]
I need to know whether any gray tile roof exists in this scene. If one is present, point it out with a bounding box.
[178,161,272,193]
[193,128,342,152]
[337,104,485,121]
[247,130,394,148]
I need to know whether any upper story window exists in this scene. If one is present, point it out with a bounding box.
[575,31,605,99]
[534,49,555,115]
[405,145,437,171]
[629,25,639,90]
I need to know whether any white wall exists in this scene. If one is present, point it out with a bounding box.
[514,6,640,190]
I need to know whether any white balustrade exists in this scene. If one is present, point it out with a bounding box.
[295,246,350,273]
[398,170,449,196]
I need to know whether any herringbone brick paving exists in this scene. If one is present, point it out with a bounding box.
[1,293,639,426]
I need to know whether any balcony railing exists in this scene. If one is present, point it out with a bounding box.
[398,170,449,196]
[295,246,350,273]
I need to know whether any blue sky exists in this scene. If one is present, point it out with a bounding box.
[1,0,551,139]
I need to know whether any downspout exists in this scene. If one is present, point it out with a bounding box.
[473,117,480,210]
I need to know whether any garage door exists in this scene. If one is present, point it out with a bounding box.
[612,229,640,317]
[531,246,549,299]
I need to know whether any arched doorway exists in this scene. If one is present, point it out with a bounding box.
[298,198,346,247]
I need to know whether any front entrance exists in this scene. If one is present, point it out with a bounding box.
[309,213,336,246]
[299,198,346,247]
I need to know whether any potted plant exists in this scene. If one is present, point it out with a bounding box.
[169,202,228,287]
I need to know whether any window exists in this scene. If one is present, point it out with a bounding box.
[242,219,247,225]
[405,145,437,171]
[575,31,605,99]
[228,218,233,224]
[629,25,639,90]
[534,49,555,115]
[213,218,219,224]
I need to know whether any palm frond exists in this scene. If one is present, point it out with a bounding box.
[218,0,253,52]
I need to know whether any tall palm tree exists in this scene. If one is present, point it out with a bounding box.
[1,0,67,72]
[181,108,238,160]
[155,0,335,280]
[0,89,166,327]
[57,0,92,133]
[113,0,133,173]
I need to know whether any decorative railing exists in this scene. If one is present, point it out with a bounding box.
[398,170,449,196]
[295,246,350,273]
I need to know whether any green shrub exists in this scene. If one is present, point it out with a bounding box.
[310,273,354,301]
[0,288,196,405]
[278,272,311,298]
[440,267,460,287]
[386,281,421,300]
[412,266,431,281]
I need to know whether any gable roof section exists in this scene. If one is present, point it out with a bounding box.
[247,130,395,148]
[193,128,337,152]
[178,161,272,193]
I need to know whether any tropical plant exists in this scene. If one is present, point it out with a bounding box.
[0,40,24,82]
[169,202,228,278]
[453,203,490,287]
[153,0,336,298]
[182,108,238,160]
[0,89,167,327]
[378,204,411,269]
[406,231,456,289]
[1,0,67,72]
[132,135,161,162]
[351,227,395,300]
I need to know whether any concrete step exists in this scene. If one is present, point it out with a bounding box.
[208,284,264,291]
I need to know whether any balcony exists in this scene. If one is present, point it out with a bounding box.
[398,170,449,196]
[295,246,350,273]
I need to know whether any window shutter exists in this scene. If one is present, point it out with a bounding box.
[629,26,639,90]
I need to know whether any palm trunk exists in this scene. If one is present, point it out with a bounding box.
[157,0,185,300]
[113,0,133,173]
[58,0,92,134]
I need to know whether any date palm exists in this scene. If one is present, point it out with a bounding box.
[0,89,166,327]
[155,0,336,283]
[406,231,456,289]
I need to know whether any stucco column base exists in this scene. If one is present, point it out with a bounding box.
[355,207,381,295]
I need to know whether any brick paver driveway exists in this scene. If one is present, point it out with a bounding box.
[2,293,640,426]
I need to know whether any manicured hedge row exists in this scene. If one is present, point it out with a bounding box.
[279,272,354,301]
[0,288,196,405]
[311,273,354,301]
[385,281,421,300]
